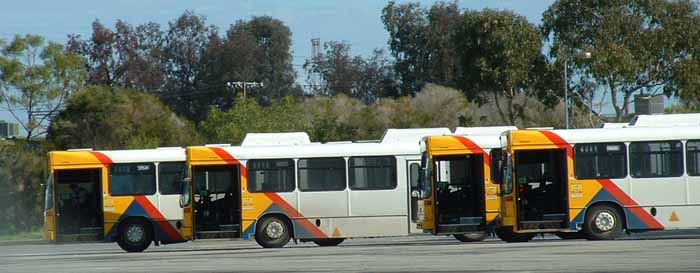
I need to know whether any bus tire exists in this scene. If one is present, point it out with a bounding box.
[454,232,488,242]
[255,216,291,248]
[584,204,623,240]
[555,231,586,240]
[116,218,153,252]
[313,238,345,247]
[495,227,530,243]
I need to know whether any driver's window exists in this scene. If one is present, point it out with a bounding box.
[503,154,514,194]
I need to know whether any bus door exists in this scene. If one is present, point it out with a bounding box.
[53,168,104,241]
[191,165,241,239]
[407,160,423,233]
[431,154,486,234]
[513,149,569,231]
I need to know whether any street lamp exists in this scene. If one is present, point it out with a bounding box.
[563,51,592,129]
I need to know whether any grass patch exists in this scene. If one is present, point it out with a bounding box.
[0,230,43,241]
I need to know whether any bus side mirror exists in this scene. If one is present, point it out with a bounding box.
[179,178,191,208]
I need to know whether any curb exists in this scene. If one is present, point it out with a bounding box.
[0,239,47,247]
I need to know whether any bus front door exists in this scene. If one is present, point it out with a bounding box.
[53,169,104,241]
[432,154,486,235]
[191,165,242,239]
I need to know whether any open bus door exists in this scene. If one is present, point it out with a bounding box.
[189,164,242,239]
[49,168,104,242]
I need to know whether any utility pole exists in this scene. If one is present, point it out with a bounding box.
[563,51,592,129]
[227,81,264,98]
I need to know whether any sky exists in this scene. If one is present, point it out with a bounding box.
[0,0,557,133]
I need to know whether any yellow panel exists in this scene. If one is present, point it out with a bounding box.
[568,179,604,221]
[49,151,104,167]
[428,136,474,152]
[241,192,274,231]
[187,146,230,165]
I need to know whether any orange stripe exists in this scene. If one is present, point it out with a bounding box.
[209,147,240,165]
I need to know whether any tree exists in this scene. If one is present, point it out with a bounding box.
[542,0,700,121]
[220,16,301,105]
[304,41,397,104]
[454,9,557,125]
[0,141,46,235]
[0,34,86,140]
[48,85,200,150]
[381,1,461,95]
[67,20,166,93]
[161,11,220,122]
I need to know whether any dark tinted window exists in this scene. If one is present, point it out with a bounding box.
[248,159,295,192]
[687,140,700,176]
[574,143,627,179]
[490,148,504,183]
[298,158,346,191]
[194,166,236,194]
[349,156,396,190]
[630,141,683,178]
[110,163,156,195]
[158,162,186,195]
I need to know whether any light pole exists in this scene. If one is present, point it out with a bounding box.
[563,51,592,129]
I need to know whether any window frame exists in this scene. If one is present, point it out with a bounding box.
[109,162,157,196]
[629,140,684,178]
[297,157,347,192]
[686,140,700,177]
[348,156,398,191]
[158,161,186,195]
[247,158,296,193]
[573,142,628,179]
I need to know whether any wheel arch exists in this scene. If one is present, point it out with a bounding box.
[256,212,296,238]
[117,216,156,242]
[585,201,627,230]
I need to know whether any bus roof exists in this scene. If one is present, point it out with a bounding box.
[630,113,700,127]
[50,147,186,166]
[510,126,700,145]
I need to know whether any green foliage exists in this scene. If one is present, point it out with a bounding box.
[48,85,200,150]
[0,34,86,139]
[454,9,557,125]
[0,141,46,236]
[382,1,461,95]
[542,0,700,121]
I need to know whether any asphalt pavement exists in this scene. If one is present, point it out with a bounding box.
[1,232,699,273]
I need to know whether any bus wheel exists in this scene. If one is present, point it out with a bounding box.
[313,238,345,247]
[555,231,586,240]
[255,216,291,248]
[584,204,622,240]
[117,218,153,252]
[495,227,530,243]
[454,232,488,242]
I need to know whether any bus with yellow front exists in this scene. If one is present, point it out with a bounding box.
[45,148,187,252]
[179,128,453,247]
[495,126,700,242]
[419,126,514,242]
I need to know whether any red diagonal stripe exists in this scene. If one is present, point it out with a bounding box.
[453,136,490,165]
[134,196,182,241]
[539,130,663,229]
[208,147,327,238]
[90,151,113,165]
[264,192,327,238]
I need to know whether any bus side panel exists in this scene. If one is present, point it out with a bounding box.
[103,194,185,243]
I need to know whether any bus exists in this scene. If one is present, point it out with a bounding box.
[495,126,700,242]
[45,147,187,252]
[419,126,515,242]
[179,128,453,248]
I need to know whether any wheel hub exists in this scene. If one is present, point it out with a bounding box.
[126,224,145,243]
[594,211,615,232]
[265,220,285,239]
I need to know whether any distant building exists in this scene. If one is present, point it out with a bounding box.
[0,120,19,139]
[634,94,664,115]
